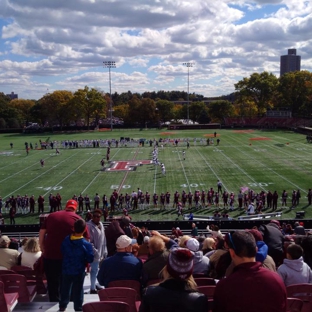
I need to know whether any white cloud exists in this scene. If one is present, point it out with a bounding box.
[0,0,311,99]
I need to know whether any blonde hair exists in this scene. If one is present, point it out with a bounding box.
[148,236,165,253]
[179,235,191,248]
[131,243,139,257]
[202,237,216,250]
[160,266,198,292]
[23,237,41,253]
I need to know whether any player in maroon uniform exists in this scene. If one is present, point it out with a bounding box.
[100,158,105,170]
[194,190,200,209]
[181,190,187,208]
[153,193,158,208]
[56,193,62,210]
[272,191,278,211]
[110,193,116,211]
[145,192,150,208]
[77,194,84,213]
[223,191,229,209]
[29,195,35,213]
[40,159,44,167]
[38,195,45,213]
[214,192,219,208]
[165,191,170,209]
[201,190,206,207]
[173,191,179,208]
[188,191,193,209]
[118,193,124,210]
[125,193,131,209]
[160,193,165,209]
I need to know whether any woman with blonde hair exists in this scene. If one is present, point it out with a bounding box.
[139,247,208,312]
[21,237,42,269]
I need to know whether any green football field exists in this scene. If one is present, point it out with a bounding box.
[0,128,311,224]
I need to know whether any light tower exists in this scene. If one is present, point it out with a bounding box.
[183,62,194,124]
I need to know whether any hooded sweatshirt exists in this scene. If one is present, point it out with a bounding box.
[277,256,312,286]
[87,220,107,261]
[193,251,210,274]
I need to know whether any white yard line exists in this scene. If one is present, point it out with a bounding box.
[194,146,229,192]
[81,149,121,194]
[176,148,191,192]
[0,156,53,183]
[230,135,307,193]
[3,153,78,198]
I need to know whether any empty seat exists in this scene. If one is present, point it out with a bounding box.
[287,284,312,312]
[287,297,303,312]
[0,281,19,312]
[108,280,142,300]
[0,274,37,303]
[82,301,130,312]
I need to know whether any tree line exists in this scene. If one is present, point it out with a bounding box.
[0,70,311,129]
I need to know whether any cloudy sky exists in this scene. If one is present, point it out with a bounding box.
[0,0,311,100]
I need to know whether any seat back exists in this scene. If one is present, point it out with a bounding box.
[194,277,216,286]
[0,281,9,312]
[108,280,141,300]
[11,265,47,294]
[287,297,303,312]
[98,287,137,312]
[0,270,16,276]
[287,284,312,312]
[0,274,36,303]
[0,281,19,312]
[82,301,130,312]
[197,285,216,297]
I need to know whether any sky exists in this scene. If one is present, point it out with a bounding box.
[0,0,311,100]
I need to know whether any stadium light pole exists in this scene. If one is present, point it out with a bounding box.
[103,61,116,131]
[183,62,194,124]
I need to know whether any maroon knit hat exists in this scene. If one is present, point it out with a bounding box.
[167,247,194,280]
[247,229,263,242]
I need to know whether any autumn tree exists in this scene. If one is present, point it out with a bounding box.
[235,72,279,115]
[208,100,235,123]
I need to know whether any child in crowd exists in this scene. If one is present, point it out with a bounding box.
[59,219,94,312]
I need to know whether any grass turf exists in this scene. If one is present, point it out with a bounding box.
[0,128,311,224]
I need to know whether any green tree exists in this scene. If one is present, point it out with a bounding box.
[235,72,279,115]
[72,87,106,128]
[155,100,174,123]
[208,100,235,122]
[278,70,312,116]
[10,99,36,126]
[189,102,209,123]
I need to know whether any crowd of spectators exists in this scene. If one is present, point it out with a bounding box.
[1,200,312,311]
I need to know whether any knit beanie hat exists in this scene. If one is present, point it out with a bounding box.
[167,247,194,280]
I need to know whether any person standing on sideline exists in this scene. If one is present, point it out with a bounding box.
[87,209,107,294]
[59,219,94,312]
[217,180,222,193]
[213,231,287,312]
[39,199,89,302]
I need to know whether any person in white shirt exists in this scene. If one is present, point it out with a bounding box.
[21,237,42,269]
[247,202,255,215]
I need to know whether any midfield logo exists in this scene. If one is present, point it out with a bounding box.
[106,160,153,171]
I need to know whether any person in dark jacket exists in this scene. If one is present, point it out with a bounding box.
[105,220,125,257]
[59,219,94,312]
[259,220,284,266]
[139,247,208,312]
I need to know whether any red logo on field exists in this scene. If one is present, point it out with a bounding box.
[106,160,153,171]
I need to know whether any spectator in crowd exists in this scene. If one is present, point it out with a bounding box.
[18,237,29,253]
[225,229,276,277]
[207,237,228,278]
[131,243,140,257]
[142,235,170,286]
[294,221,306,235]
[206,224,223,239]
[97,235,142,287]
[86,209,107,294]
[183,238,210,275]
[139,247,208,312]
[59,219,94,312]
[20,237,42,269]
[259,220,284,266]
[39,199,89,302]
[105,220,126,257]
[138,236,150,257]
[300,236,312,269]
[202,237,216,255]
[213,231,287,312]
[277,243,312,286]
[0,235,20,269]
[190,223,198,237]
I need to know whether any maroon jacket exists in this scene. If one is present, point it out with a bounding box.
[213,262,287,312]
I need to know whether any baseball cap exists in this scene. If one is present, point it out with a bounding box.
[185,238,200,252]
[65,199,78,210]
[116,235,137,249]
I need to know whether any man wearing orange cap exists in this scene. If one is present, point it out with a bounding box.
[39,199,89,302]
